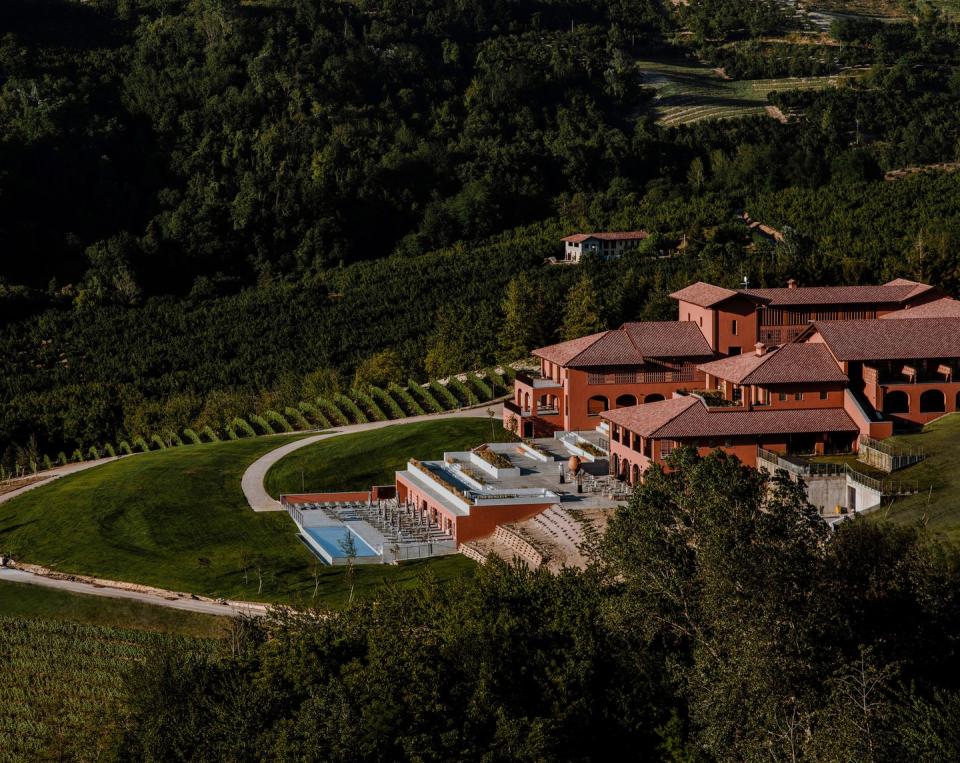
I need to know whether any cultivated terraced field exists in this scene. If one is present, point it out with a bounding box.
[638,59,857,127]
[0,617,206,761]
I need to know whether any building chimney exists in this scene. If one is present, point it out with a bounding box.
[787,278,797,289]
[755,342,766,357]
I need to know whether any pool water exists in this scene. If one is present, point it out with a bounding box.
[305,525,379,559]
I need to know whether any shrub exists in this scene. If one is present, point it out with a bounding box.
[87,445,100,460]
[248,415,274,435]
[263,410,293,433]
[42,454,53,471]
[104,443,116,458]
[336,394,368,424]
[350,390,388,421]
[231,418,256,438]
[131,436,148,452]
[298,402,332,429]
[283,407,311,430]
[57,452,68,466]
[317,398,347,426]
[408,379,443,413]
[200,425,220,443]
[446,376,479,406]
[225,426,239,441]
[429,380,460,409]
[500,365,518,382]
[468,374,494,401]
[481,368,506,395]
[370,386,405,419]
[183,428,203,445]
[118,441,133,455]
[150,434,167,450]
[72,449,84,462]
[164,430,184,447]
[389,383,426,416]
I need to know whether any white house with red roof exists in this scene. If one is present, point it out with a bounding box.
[559,231,648,263]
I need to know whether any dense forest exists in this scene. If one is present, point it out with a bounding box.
[121,450,960,761]
[5,0,960,459]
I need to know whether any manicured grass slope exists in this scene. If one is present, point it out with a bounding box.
[870,414,960,541]
[0,579,229,638]
[0,434,472,607]
[265,417,505,498]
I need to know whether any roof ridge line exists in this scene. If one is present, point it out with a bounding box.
[566,330,611,366]
[649,396,700,438]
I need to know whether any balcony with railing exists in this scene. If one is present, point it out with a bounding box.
[758,324,809,347]
[586,364,701,386]
[515,371,563,390]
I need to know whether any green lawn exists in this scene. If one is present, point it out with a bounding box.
[866,414,960,541]
[0,579,228,638]
[0,433,474,608]
[265,417,507,497]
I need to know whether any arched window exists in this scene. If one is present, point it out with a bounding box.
[920,389,946,413]
[884,390,910,414]
[643,393,665,404]
[587,395,609,416]
[632,463,641,485]
[615,394,637,408]
[524,392,531,410]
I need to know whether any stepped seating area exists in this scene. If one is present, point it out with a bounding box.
[463,505,611,571]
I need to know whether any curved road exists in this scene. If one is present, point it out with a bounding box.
[242,403,504,512]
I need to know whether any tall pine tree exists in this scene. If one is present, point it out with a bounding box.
[498,273,545,360]
[561,274,604,340]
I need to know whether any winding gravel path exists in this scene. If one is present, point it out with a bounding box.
[0,567,268,618]
[242,403,503,512]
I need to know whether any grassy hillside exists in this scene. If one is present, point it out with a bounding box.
[0,579,228,638]
[265,417,507,498]
[870,414,960,541]
[0,434,473,608]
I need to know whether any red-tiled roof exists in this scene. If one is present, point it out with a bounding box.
[698,344,847,385]
[622,321,713,358]
[881,298,960,319]
[884,278,936,300]
[812,317,960,361]
[532,322,713,368]
[561,231,648,243]
[532,331,609,366]
[738,284,929,307]
[603,397,858,439]
[670,281,739,307]
[602,396,699,435]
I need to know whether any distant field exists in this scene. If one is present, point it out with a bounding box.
[0,578,229,637]
[0,433,474,608]
[803,0,907,18]
[636,59,854,126]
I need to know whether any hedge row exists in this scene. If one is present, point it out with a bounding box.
[11,369,513,480]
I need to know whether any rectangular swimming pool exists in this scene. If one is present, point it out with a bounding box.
[304,525,380,561]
